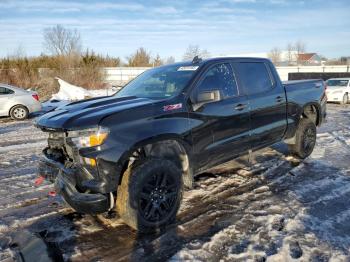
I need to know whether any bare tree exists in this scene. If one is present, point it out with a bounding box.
[295,40,306,65]
[152,54,163,67]
[200,49,210,59]
[43,25,82,56]
[268,47,282,65]
[286,42,295,65]
[127,47,151,67]
[10,44,26,59]
[295,40,306,54]
[164,56,176,64]
[182,45,210,61]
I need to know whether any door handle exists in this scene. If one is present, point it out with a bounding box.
[234,103,246,111]
[276,96,283,103]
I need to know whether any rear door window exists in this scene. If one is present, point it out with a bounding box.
[236,62,273,95]
[0,87,14,95]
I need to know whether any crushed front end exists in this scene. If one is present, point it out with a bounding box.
[38,127,119,214]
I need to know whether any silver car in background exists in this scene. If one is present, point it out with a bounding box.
[0,84,42,120]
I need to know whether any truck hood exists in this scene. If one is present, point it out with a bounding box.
[36,96,155,130]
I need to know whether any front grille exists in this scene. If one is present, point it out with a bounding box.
[47,131,77,162]
[48,132,65,149]
[65,142,80,162]
[45,132,99,179]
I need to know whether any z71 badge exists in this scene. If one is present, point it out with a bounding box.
[163,103,183,111]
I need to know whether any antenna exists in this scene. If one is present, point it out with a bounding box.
[192,55,202,64]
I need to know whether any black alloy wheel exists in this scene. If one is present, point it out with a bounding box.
[116,158,183,232]
[303,126,316,155]
[138,171,178,223]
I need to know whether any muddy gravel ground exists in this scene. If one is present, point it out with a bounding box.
[0,104,350,261]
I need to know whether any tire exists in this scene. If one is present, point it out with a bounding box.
[10,105,29,120]
[288,118,317,159]
[341,93,349,105]
[116,158,183,233]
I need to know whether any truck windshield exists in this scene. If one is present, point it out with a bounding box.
[115,65,198,99]
[327,79,349,87]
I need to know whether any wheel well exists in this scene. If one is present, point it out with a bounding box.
[119,139,193,189]
[302,104,319,126]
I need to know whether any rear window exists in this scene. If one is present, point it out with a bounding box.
[236,62,273,95]
[0,87,14,95]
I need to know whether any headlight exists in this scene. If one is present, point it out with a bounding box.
[67,127,109,167]
[68,127,109,149]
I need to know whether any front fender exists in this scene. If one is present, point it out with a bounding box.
[80,113,194,192]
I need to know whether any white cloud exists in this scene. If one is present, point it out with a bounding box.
[0,1,144,12]
[268,0,287,5]
[230,0,257,3]
[153,6,178,15]
[199,6,256,14]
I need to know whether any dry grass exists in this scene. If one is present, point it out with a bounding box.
[0,51,120,101]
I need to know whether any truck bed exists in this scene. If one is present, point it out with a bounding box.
[282,78,327,139]
[283,79,324,87]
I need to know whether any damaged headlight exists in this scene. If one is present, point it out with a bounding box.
[68,126,109,149]
[67,127,109,167]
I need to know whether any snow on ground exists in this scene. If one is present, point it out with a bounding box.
[0,104,349,261]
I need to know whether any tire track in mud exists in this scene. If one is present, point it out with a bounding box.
[0,119,57,240]
[0,119,46,171]
[0,137,46,148]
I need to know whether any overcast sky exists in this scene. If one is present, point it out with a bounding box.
[0,0,349,61]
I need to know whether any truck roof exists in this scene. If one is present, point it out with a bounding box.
[160,57,271,69]
[327,78,350,80]
[203,56,271,62]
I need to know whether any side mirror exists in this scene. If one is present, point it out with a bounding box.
[196,90,221,103]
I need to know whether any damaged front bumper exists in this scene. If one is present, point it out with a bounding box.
[38,153,111,214]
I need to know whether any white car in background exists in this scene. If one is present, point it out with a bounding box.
[0,84,42,120]
[326,78,350,104]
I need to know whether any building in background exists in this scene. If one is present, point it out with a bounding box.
[296,53,323,66]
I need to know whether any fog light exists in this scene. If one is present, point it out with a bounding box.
[81,157,97,166]
[90,158,96,166]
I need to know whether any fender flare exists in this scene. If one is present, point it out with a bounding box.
[301,102,321,126]
[118,134,194,189]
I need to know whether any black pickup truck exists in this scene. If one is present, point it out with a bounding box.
[37,57,326,232]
